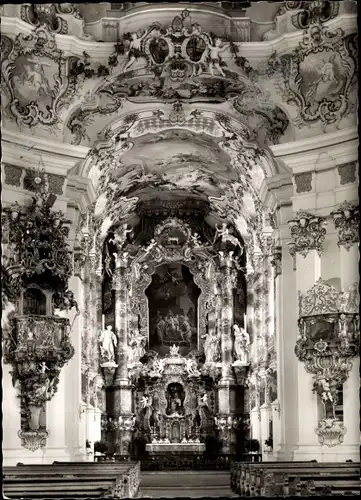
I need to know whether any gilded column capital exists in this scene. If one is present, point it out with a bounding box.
[288,210,327,258]
[331,201,359,251]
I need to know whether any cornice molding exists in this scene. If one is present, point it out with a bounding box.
[270,128,358,173]
[1,129,90,176]
[1,13,356,61]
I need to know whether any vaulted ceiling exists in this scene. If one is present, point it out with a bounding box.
[1,1,358,248]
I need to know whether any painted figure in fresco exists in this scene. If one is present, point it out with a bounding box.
[179,314,192,344]
[206,37,229,77]
[23,63,51,98]
[155,311,166,345]
[99,325,118,363]
[233,324,250,363]
[123,31,149,73]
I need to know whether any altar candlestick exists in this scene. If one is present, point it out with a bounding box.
[102,314,105,330]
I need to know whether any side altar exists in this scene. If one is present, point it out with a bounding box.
[96,212,251,457]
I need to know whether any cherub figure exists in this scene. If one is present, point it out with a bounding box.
[191,232,202,247]
[109,224,132,250]
[206,37,229,77]
[123,31,148,73]
[185,358,201,377]
[144,238,157,255]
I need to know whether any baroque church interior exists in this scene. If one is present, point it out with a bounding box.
[1,1,360,498]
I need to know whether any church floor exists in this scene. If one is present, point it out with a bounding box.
[139,470,237,498]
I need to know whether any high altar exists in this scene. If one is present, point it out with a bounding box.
[98,214,250,456]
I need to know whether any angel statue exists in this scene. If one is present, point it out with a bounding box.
[123,25,159,73]
[319,378,333,403]
[213,222,243,252]
[233,324,250,363]
[184,358,201,377]
[99,325,118,363]
[206,37,229,77]
[149,356,166,377]
[109,224,132,250]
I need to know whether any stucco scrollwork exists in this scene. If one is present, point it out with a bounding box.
[266,24,357,131]
[2,26,71,127]
[331,201,359,251]
[288,211,327,258]
[295,278,359,447]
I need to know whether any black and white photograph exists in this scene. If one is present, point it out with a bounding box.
[1,1,359,498]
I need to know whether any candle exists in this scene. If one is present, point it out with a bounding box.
[244,313,247,333]
[86,210,89,229]
[102,314,105,330]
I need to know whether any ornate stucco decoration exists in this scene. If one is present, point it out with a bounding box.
[84,112,270,247]
[270,245,282,278]
[124,218,216,357]
[265,23,357,131]
[21,4,68,33]
[295,278,359,447]
[331,201,359,251]
[288,211,327,258]
[337,163,357,186]
[1,27,73,127]
[284,1,340,30]
[2,183,78,451]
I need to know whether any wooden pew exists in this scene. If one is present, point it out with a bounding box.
[3,461,140,498]
[231,461,360,497]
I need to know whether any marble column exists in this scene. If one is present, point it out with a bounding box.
[112,259,133,454]
[217,258,237,454]
[333,205,359,460]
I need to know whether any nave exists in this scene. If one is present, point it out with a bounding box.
[3,459,360,498]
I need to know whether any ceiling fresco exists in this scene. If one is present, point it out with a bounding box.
[1,2,358,248]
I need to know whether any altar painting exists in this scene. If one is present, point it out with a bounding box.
[146,264,200,356]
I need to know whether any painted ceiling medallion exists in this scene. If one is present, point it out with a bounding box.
[1,27,72,127]
[266,25,357,131]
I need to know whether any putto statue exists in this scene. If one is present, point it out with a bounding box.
[233,324,250,364]
[99,325,118,363]
[184,358,201,377]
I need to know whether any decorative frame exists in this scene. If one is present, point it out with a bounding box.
[126,219,216,354]
[266,25,357,130]
[2,26,70,127]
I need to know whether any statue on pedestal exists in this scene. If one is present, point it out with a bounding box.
[99,325,118,363]
[233,324,250,364]
[203,331,220,363]
[128,330,146,365]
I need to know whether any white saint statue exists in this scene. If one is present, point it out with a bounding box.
[233,324,250,363]
[99,325,118,363]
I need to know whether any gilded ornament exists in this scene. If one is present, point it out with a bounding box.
[288,211,327,258]
[331,201,359,251]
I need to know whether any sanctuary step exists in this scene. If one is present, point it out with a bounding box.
[139,470,237,498]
